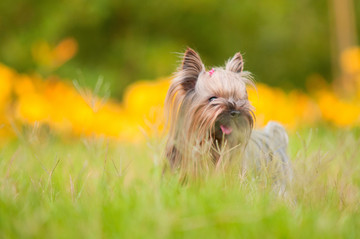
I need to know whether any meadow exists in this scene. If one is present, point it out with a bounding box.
[0,126,359,238]
[1,46,360,238]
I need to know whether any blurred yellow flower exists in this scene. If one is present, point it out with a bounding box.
[341,47,360,74]
[17,93,49,123]
[1,45,360,142]
[0,64,15,140]
[123,78,170,134]
[0,64,14,106]
[250,85,305,129]
[316,89,360,127]
[14,75,36,96]
[31,38,78,69]
[53,38,78,67]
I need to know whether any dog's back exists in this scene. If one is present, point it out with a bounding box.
[244,121,293,192]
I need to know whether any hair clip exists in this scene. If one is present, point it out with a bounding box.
[209,68,215,76]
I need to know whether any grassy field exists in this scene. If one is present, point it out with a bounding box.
[0,127,359,238]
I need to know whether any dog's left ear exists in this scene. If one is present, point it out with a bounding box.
[180,48,205,92]
[226,52,244,73]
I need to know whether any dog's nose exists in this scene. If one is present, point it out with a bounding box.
[230,110,241,117]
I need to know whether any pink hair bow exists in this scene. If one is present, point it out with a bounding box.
[209,68,215,76]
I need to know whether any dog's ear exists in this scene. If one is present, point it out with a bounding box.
[180,48,204,91]
[226,52,244,73]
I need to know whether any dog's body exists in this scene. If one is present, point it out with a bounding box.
[165,48,292,186]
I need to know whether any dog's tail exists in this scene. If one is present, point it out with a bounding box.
[264,121,289,151]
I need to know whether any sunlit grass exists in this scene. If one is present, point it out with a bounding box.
[0,127,359,238]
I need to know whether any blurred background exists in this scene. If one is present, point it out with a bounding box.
[0,0,359,141]
[2,0,359,94]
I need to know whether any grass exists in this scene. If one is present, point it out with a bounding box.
[0,126,360,238]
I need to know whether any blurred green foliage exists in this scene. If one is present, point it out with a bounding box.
[0,0,359,98]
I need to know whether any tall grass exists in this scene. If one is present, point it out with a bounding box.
[0,127,359,238]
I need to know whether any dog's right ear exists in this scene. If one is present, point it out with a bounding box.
[180,48,205,91]
[226,52,244,73]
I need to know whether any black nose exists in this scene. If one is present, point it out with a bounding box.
[230,110,241,117]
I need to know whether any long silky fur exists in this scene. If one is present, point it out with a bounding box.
[165,48,254,170]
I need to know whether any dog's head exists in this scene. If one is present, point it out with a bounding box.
[165,48,255,165]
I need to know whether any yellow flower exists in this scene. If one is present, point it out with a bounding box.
[14,75,36,96]
[31,38,78,69]
[52,38,78,67]
[316,90,360,127]
[123,78,170,134]
[341,47,360,74]
[17,93,50,123]
[0,64,14,107]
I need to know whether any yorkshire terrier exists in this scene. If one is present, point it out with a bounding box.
[165,48,292,187]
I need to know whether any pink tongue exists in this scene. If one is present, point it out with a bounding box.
[220,125,233,135]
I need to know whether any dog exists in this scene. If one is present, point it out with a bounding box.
[165,48,292,188]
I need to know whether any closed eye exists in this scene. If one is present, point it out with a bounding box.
[209,96,217,102]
